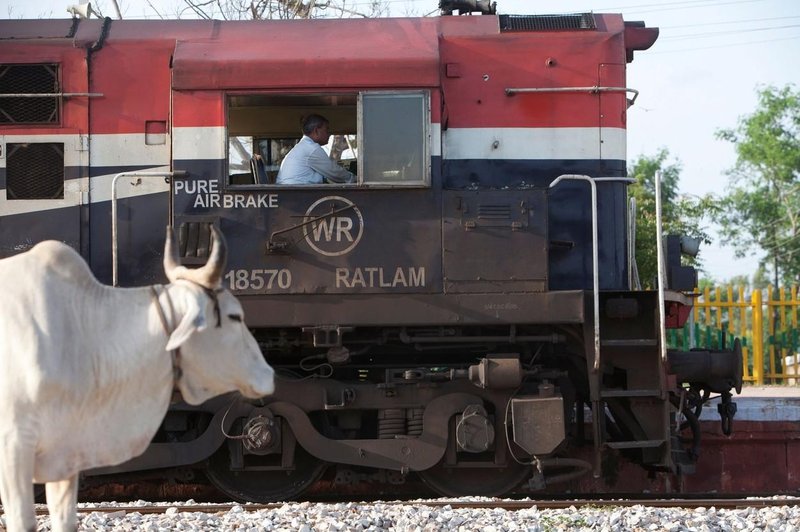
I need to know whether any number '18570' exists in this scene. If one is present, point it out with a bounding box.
[224,269,292,291]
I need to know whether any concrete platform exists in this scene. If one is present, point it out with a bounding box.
[700,386,800,422]
[737,385,800,397]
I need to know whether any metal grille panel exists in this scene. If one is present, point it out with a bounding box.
[478,204,511,219]
[499,13,596,32]
[0,64,60,124]
[178,221,213,261]
[6,143,65,200]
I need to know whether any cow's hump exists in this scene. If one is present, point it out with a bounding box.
[28,240,98,286]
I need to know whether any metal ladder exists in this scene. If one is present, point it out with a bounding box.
[549,174,672,477]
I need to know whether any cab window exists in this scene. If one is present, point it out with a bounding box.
[226,91,429,187]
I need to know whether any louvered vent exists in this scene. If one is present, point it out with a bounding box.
[478,204,511,219]
[6,143,64,200]
[179,221,213,260]
[0,64,60,124]
[499,13,596,32]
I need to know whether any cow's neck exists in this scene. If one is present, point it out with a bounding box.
[149,284,183,385]
[94,284,178,399]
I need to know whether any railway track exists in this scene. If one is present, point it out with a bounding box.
[10,497,799,517]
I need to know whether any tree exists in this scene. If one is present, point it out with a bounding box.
[175,0,387,20]
[628,149,715,289]
[89,0,390,20]
[714,84,800,287]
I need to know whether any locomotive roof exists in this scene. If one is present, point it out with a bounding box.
[0,15,656,90]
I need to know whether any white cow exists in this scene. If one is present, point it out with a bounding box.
[0,226,275,532]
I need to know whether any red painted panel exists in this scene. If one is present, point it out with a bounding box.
[172,88,440,128]
[666,301,693,328]
[440,31,627,129]
[89,42,172,134]
[2,15,641,137]
[171,18,441,91]
[171,90,225,128]
[0,44,88,134]
[599,63,628,131]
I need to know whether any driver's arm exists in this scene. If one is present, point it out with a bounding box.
[308,148,355,184]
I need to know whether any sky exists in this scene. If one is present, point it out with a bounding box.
[2,0,799,282]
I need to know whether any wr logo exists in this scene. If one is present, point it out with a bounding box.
[302,196,364,256]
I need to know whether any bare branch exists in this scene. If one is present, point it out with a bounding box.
[183,0,214,19]
[177,0,390,21]
[146,0,166,19]
[109,0,123,19]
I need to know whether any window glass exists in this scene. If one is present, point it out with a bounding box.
[361,92,428,185]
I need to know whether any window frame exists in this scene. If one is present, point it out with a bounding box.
[224,89,431,189]
[357,90,431,188]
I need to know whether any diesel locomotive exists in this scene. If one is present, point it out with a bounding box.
[0,2,742,501]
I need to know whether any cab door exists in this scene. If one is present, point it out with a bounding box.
[0,47,88,258]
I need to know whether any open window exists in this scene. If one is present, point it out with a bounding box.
[226,91,429,187]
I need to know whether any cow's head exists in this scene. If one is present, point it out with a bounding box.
[162,225,275,404]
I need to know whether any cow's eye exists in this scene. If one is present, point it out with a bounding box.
[228,314,243,322]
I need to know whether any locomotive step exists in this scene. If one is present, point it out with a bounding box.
[606,439,666,450]
[600,339,659,347]
[601,389,662,398]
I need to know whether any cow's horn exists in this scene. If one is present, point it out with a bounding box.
[194,224,228,288]
[163,225,187,284]
[163,224,227,289]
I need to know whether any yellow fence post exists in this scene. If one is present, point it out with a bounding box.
[752,289,764,385]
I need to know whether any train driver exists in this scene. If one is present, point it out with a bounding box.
[276,114,356,185]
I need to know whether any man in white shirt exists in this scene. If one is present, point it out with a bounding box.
[276,114,356,185]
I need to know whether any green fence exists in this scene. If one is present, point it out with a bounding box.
[667,285,800,385]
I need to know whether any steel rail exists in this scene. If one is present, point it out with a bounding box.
[14,497,800,517]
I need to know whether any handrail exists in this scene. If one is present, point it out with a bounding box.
[111,171,187,286]
[0,92,103,98]
[655,170,668,365]
[505,86,640,106]
[628,197,641,290]
[549,175,635,372]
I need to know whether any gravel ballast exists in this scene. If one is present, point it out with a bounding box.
[5,498,800,531]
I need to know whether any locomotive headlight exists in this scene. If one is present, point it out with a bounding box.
[680,236,701,258]
[666,234,700,291]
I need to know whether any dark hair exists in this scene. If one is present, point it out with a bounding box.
[302,114,329,135]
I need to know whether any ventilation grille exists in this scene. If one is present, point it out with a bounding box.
[478,204,511,219]
[179,221,213,260]
[6,143,65,200]
[499,13,596,32]
[0,64,60,124]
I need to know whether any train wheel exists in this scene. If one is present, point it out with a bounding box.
[206,442,327,503]
[418,459,531,497]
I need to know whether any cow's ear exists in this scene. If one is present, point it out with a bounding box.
[166,293,208,351]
